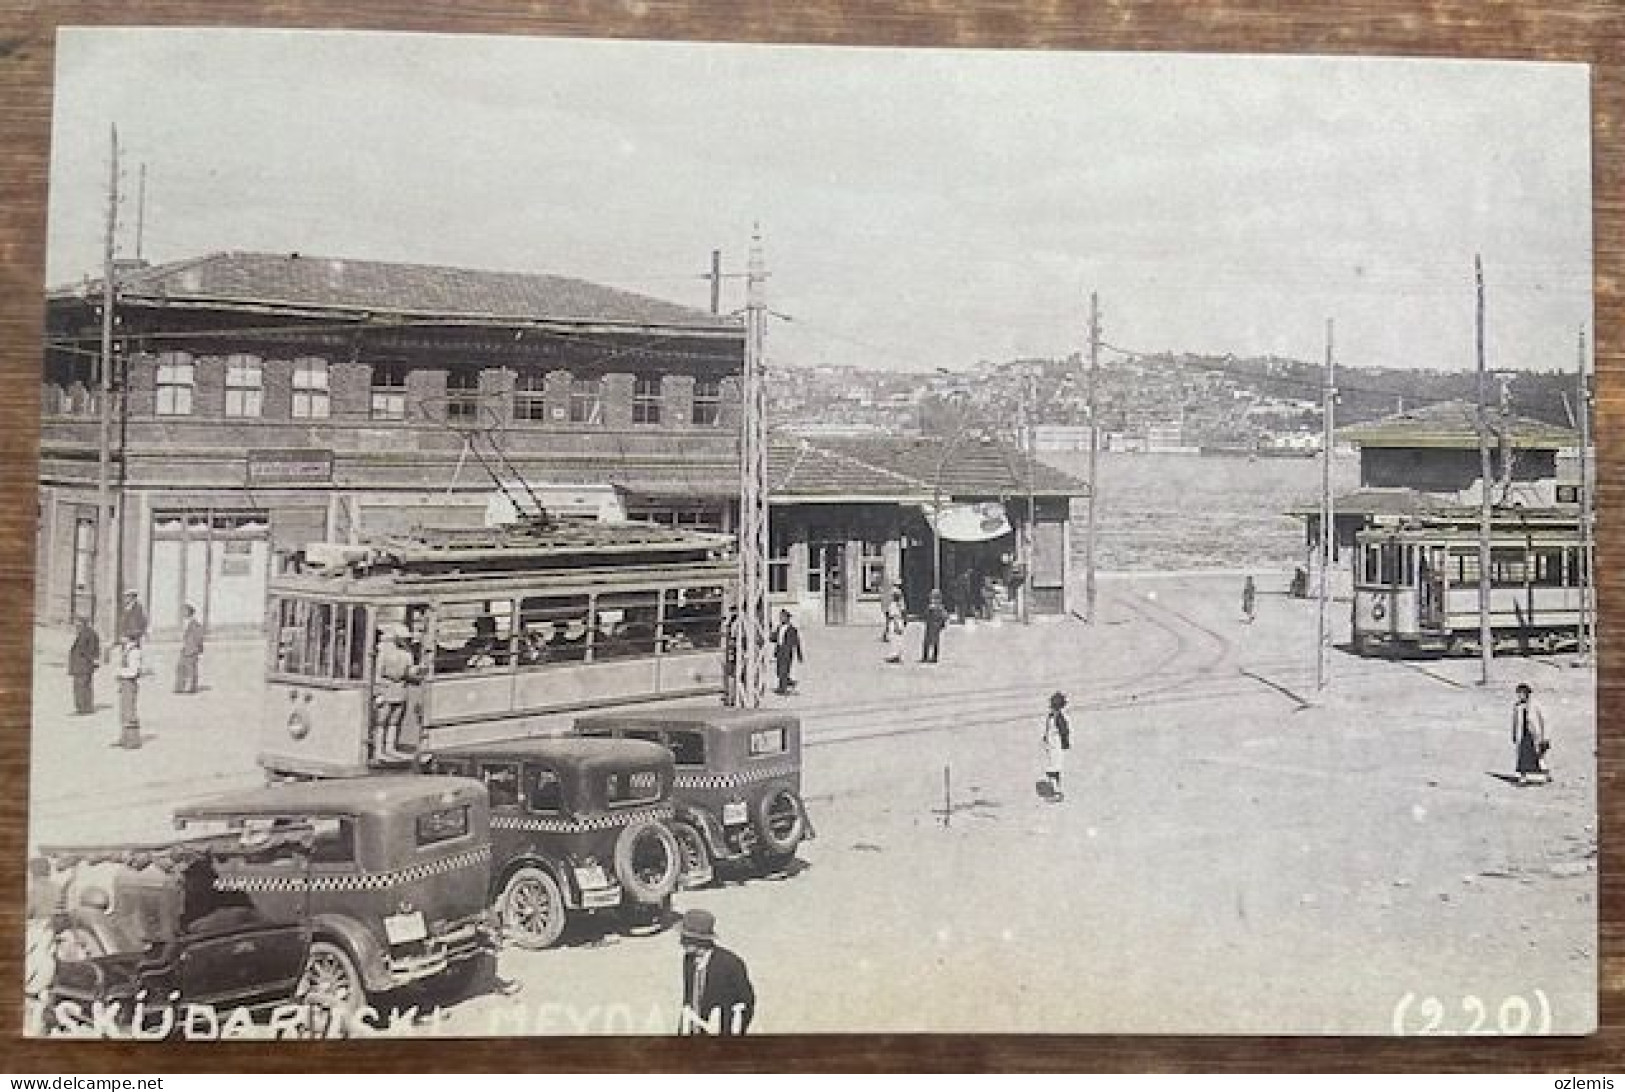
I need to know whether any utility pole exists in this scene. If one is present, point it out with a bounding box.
[1316,318,1335,691]
[96,125,120,643]
[1084,291,1100,623]
[708,249,722,315]
[135,162,146,261]
[732,228,771,707]
[1576,325,1593,662]
[1475,255,1494,685]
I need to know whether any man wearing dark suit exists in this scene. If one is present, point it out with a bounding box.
[770,609,802,695]
[678,909,755,1035]
[68,615,100,714]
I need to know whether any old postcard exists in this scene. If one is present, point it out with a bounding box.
[26,28,1595,1038]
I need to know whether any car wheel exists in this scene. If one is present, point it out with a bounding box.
[500,866,567,950]
[672,821,713,888]
[613,820,681,904]
[300,940,365,1023]
[752,786,806,865]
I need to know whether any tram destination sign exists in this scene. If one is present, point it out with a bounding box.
[246,448,335,486]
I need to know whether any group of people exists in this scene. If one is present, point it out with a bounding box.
[879,586,953,666]
[65,592,206,749]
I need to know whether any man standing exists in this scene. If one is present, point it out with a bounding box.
[115,638,143,749]
[119,590,148,645]
[1512,682,1550,785]
[721,607,739,706]
[1242,575,1257,625]
[68,615,100,715]
[677,909,755,1035]
[175,603,205,694]
[921,589,948,664]
[372,625,418,762]
[770,609,802,696]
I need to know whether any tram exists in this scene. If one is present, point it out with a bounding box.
[260,518,735,778]
[1351,512,1588,656]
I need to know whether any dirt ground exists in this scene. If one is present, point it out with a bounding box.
[28,571,1596,1035]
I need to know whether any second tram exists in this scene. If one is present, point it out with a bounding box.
[1351,513,1588,656]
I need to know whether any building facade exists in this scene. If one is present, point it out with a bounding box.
[40,251,1089,638]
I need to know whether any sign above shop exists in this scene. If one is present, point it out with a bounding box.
[246,449,334,486]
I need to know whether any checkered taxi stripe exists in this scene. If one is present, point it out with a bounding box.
[674,764,798,791]
[491,804,674,834]
[213,846,490,894]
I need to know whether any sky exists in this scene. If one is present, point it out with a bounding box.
[45,29,1593,374]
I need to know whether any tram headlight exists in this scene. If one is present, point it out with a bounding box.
[1371,600,1387,621]
[287,690,313,740]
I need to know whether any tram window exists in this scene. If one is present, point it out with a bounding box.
[592,591,661,661]
[1490,549,1527,584]
[1533,549,1566,587]
[272,599,368,680]
[434,600,514,674]
[479,762,520,809]
[1361,546,1379,585]
[516,595,590,666]
[667,730,706,767]
[522,766,564,815]
[661,586,724,651]
[1452,550,1480,584]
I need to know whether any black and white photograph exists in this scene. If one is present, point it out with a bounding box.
[24,28,1596,1038]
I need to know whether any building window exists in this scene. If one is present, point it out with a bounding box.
[515,372,548,422]
[155,354,195,416]
[223,355,263,418]
[693,378,722,426]
[861,540,887,596]
[632,375,663,426]
[447,369,480,423]
[292,359,329,419]
[370,363,407,421]
[769,525,790,595]
[569,377,602,425]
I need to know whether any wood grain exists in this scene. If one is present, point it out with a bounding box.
[0,0,1619,1072]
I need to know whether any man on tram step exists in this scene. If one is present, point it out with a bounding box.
[373,624,420,763]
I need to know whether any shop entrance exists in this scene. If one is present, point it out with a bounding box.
[810,542,849,626]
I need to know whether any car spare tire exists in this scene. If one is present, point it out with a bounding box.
[613,820,681,904]
[753,786,806,859]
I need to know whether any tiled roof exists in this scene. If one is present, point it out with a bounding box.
[768,435,1088,500]
[63,251,739,331]
[1337,400,1576,450]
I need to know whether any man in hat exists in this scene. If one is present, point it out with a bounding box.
[770,609,802,696]
[118,590,148,645]
[67,614,100,715]
[677,909,755,1036]
[372,624,419,762]
[921,588,948,664]
[174,603,205,694]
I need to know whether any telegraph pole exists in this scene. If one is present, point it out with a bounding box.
[1474,255,1494,685]
[135,162,146,261]
[708,249,722,315]
[732,228,771,707]
[1020,371,1035,625]
[96,125,120,642]
[1084,291,1100,623]
[1316,319,1335,690]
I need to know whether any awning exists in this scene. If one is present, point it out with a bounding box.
[923,502,1012,543]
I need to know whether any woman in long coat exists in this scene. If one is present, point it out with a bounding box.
[1512,683,1549,784]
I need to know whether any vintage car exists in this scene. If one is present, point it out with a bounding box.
[172,774,494,1014]
[573,708,812,886]
[31,833,315,1036]
[423,737,682,950]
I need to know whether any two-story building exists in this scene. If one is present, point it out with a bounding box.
[40,251,746,636]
